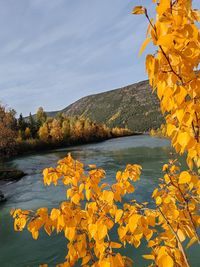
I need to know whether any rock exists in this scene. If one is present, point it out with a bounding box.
[0,169,26,181]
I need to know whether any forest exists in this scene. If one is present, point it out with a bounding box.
[0,105,132,157]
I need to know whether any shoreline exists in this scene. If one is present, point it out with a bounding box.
[1,132,143,161]
[0,133,143,183]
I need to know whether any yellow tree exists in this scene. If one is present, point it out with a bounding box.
[0,104,17,155]
[38,123,49,142]
[49,119,63,142]
[11,1,200,267]
[24,127,31,139]
[134,1,200,169]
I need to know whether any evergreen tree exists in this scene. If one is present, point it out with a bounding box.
[18,113,27,132]
[28,113,37,138]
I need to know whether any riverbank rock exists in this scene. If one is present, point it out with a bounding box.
[0,169,26,181]
[0,190,6,202]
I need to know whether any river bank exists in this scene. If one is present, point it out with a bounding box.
[1,131,141,160]
[0,132,142,182]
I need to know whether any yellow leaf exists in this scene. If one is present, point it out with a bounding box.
[139,38,151,56]
[32,230,39,240]
[177,132,191,149]
[187,237,197,248]
[132,6,146,15]
[179,171,191,184]
[177,229,185,242]
[116,171,122,180]
[128,214,140,232]
[103,191,114,204]
[162,164,168,172]
[167,124,176,137]
[79,183,84,193]
[88,164,96,169]
[71,193,80,205]
[86,189,91,201]
[156,196,162,205]
[176,109,185,123]
[142,254,155,260]
[99,260,110,267]
[118,226,128,240]
[115,209,123,223]
[65,227,75,241]
[88,224,97,238]
[159,255,174,267]
[98,224,107,240]
[82,255,91,265]
[110,242,122,249]
[114,254,124,266]
[50,208,60,220]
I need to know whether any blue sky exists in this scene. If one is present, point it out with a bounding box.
[0,0,199,115]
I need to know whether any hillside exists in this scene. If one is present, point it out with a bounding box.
[47,80,163,132]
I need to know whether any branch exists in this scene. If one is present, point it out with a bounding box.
[158,208,190,267]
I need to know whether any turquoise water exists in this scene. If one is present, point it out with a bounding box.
[0,135,198,266]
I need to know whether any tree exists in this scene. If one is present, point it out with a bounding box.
[36,107,47,127]
[28,113,38,138]
[38,123,49,142]
[62,119,70,142]
[72,118,84,140]
[18,113,27,132]
[24,127,31,139]
[11,1,200,266]
[0,105,17,155]
[49,119,63,142]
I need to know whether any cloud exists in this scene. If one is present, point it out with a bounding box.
[0,0,159,115]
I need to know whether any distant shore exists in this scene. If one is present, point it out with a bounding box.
[0,132,142,182]
[14,131,142,158]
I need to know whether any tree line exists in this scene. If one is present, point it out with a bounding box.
[0,105,132,157]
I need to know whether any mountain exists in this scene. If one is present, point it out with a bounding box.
[45,80,164,132]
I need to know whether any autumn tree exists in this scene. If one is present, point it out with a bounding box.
[0,104,17,156]
[38,123,49,142]
[62,119,70,141]
[49,119,63,142]
[24,127,31,139]
[11,1,200,266]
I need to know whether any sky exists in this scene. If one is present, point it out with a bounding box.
[0,0,199,115]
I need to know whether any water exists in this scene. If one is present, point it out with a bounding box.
[0,136,198,266]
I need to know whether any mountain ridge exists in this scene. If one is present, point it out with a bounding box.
[35,80,164,132]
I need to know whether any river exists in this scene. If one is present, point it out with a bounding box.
[0,135,199,266]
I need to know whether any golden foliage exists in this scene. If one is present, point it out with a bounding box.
[141,0,200,170]
[11,1,200,267]
[11,154,142,266]
[0,105,17,155]
[11,154,200,266]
